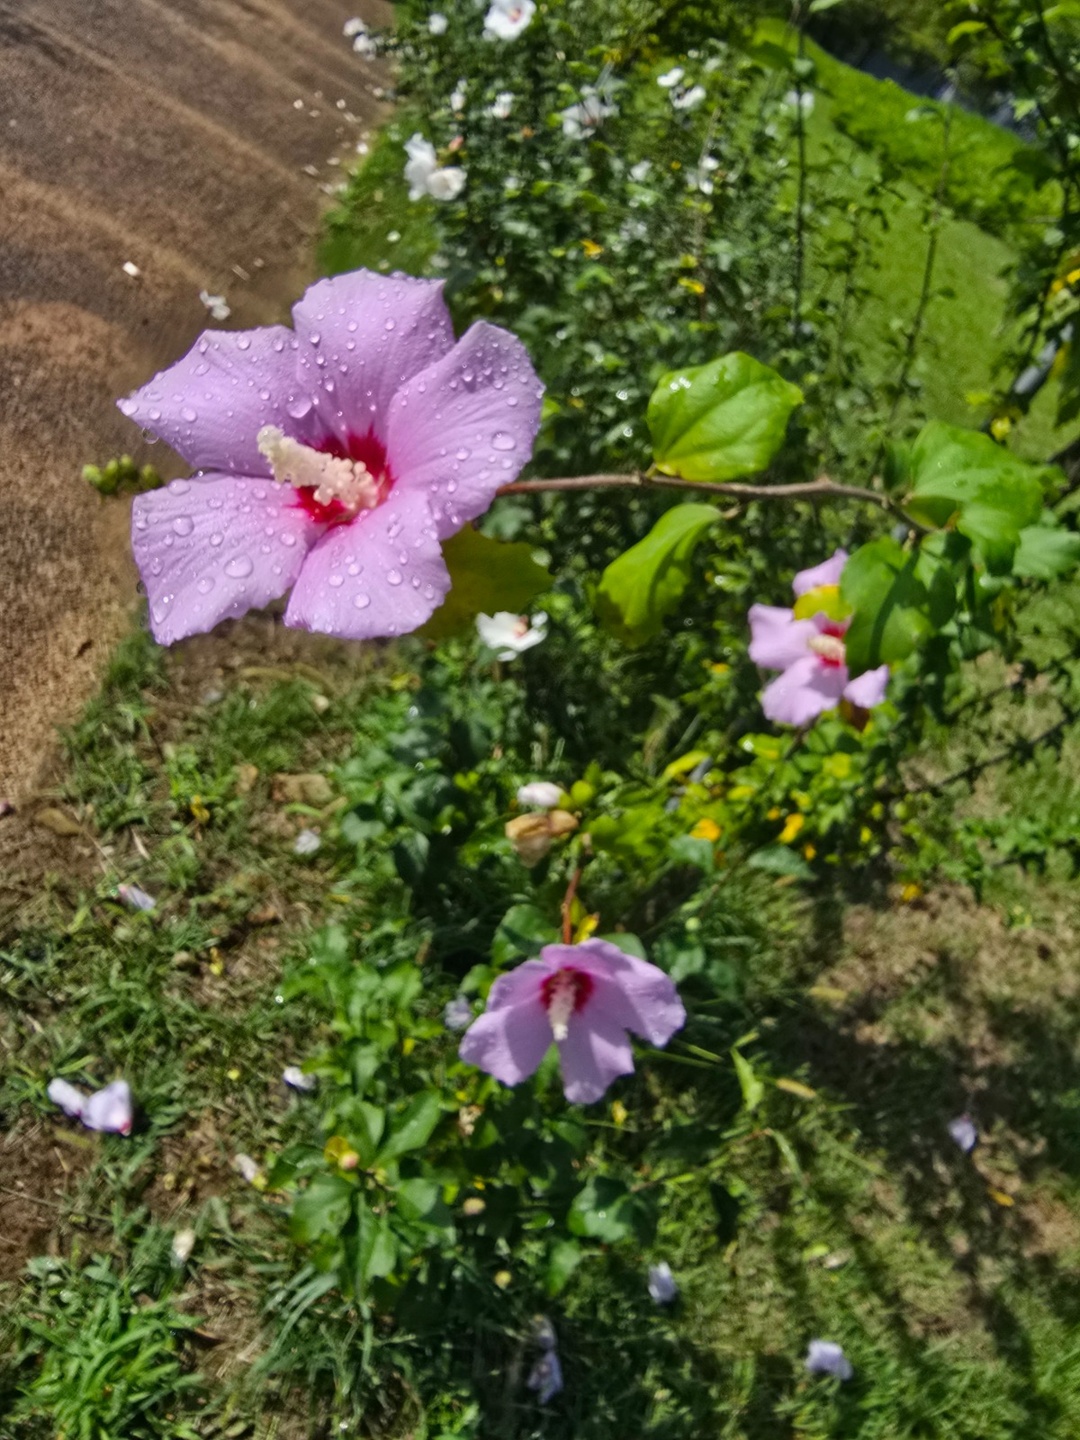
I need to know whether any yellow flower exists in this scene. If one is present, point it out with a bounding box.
[679,277,706,295]
[1068,267,1080,285]
[708,661,730,676]
[766,806,782,822]
[494,1270,513,1289]
[859,825,873,845]
[779,813,805,845]
[402,1036,416,1057]
[691,817,722,842]
[900,882,922,903]
[990,415,1012,441]
[190,795,210,825]
[803,843,817,861]
[611,1099,628,1127]
[581,238,604,258]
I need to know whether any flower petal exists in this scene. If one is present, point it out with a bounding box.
[793,549,848,596]
[386,321,543,539]
[748,605,817,671]
[761,654,848,726]
[47,1078,88,1119]
[556,1004,636,1104]
[118,327,317,477]
[83,1080,134,1135]
[291,271,455,448]
[132,475,321,645]
[458,960,554,1086]
[843,663,889,710]
[545,940,685,1047]
[283,489,450,640]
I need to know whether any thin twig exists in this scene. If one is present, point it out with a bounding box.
[497,470,916,522]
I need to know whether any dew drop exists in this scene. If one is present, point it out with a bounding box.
[196,576,215,594]
[181,405,198,423]
[387,568,403,586]
[456,447,470,461]
[492,431,516,451]
[149,408,162,422]
[168,479,191,495]
[385,318,396,331]
[329,574,344,588]
[225,555,253,578]
[210,532,223,547]
[353,592,371,609]
[194,362,209,377]
[281,532,297,547]
[172,515,194,536]
[236,336,251,351]
[287,395,314,420]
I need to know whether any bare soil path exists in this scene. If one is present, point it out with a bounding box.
[0,0,389,803]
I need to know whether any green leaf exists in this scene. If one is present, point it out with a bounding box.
[395,1177,454,1234]
[808,0,846,12]
[648,352,803,481]
[840,536,935,675]
[567,1177,653,1244]
[732,1048,765,1113]
[903,422,1046,571]
[492,904,559,965]
[747,844,814,879]
[545,1238,584,1296]
[378,1092,442,1162]
[1013,521,1080,579]
[353,1196,398,1288]
[947,19,987,43]
[290,1173,354,1246]
[595,503,719,645]
[417,527,550,640]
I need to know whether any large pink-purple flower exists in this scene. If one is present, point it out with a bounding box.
[748,549,889,726]
[118,270,543,644]
[459,938,686,1103]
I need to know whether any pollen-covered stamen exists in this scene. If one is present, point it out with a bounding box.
[257,425,380,517]
[540,967,595,1041]
[808,632,846,666]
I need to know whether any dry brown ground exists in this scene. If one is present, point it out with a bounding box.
[0,0,391,805]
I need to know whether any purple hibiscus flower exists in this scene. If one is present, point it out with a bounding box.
[118,269,543,645]
[747,549,890,727]
[458,938,686,1104]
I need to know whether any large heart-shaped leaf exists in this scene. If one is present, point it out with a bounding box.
[1013,519,1080,580]
[648,352,803,481]
[840,536,943,675]
[595,503,719,645]
[902,422,1048,572]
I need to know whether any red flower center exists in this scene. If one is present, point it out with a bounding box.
[291,427,395,526]
[540,966,595,1040]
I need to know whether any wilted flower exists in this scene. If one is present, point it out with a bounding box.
[170,1228,197,1266]
[47,1077,134,1135]
[560,85,618,140]
[444,995,475,1030]
[404,134,466,201]
[648,1261,679,1305]
[459,938,686,1103]
[657,66,684,89]
[489,91,515,119]
[805,1339,854,1381]
[948,1114,978,1153]
[232,1153,263,1184]
[476,610,547,659]
[748,549,889,726]
[516,781,563,809]
[293,828,321,856]
[198,290,230,321]
[428,12,448,34]
[119,269,541,645]
[527,1349,563,1404]
[505,809,577,865]
[283,1065,318,1092]
[484,0,535,41]
[672,84,707,111]
[117,882,156,912]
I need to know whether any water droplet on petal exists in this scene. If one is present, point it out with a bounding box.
[168,479,191,495]
[281,532,297,547]
[353,593,371,609]
[225,555,253,578]
[456,448,470,461]
[329,574,344,588]
[387,568,403,586]
[210,532,223,547]
[197,576,215,594]
[492,431,516,451]
[287,395,314,420]
[236,335,252,351]
[173,515,194,536]
[181,406,198,423]
[385,319,396,331]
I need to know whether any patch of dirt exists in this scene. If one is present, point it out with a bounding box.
[0,1120,95,1285]
[0,0,391,806]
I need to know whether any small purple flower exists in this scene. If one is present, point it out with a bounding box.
[47,1077,134,1135]
[458,939,685,1104]
[748,549,889,726]
[119,270,542,647]
[282,1065,318,1093]
[117,882,156,913]
[648,1261,679,1305]
[948,1114,978,1153]
[805,1339,853,1381]
[527,1348,563,1404]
